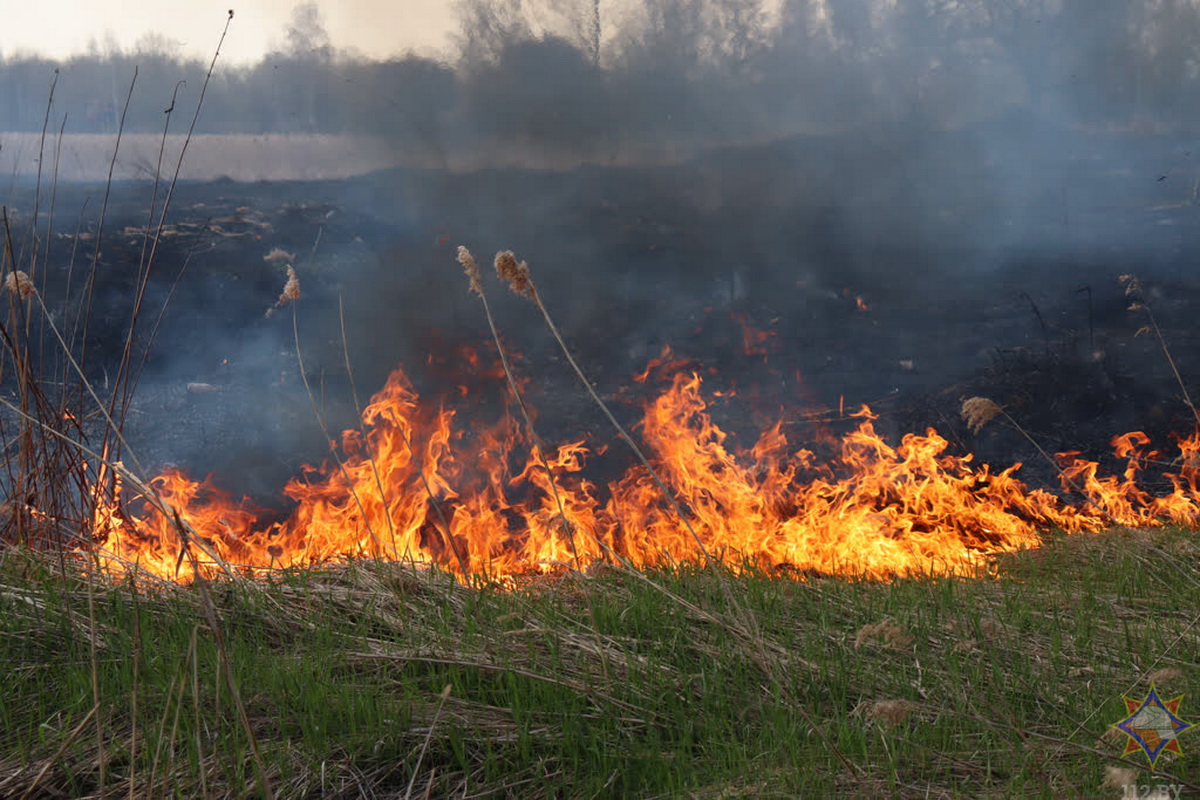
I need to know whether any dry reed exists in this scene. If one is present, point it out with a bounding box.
[4,271,36,299]
[266,265,301,317]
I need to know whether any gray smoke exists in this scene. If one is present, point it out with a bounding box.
[7,0,1200,497]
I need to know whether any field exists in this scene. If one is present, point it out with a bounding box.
[0,132,725,183]
[2,527,1198,798]
[4,109,1200,799]
[1,133,405,183]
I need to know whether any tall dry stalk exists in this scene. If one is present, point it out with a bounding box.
[1121,273,1200,430]
[960,396,1122,525]
[490,249,718,570]
[457,247,579,568]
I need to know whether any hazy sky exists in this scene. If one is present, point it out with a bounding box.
[0,1,460,64]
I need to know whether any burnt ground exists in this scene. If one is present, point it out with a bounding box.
[4,121,1200,509]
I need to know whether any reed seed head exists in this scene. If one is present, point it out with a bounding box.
[263,247,295,265]
[4,270,35,299]
[853,618,915,650]
[495,250,534,300]
[457,246,483,296]
[961,396,1002,434]
[266,266,300,318]
[279,266,301,304]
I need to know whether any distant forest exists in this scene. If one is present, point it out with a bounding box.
[3,0,1200,158]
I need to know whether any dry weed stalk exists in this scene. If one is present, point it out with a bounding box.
[958,395,1119,523]
[404,684,452,800]
[1,14,268,795]
[494,250,533,299]
[334,296,469,576]
[488,248,719,571]
[458,245,483,295]
[278,265,301,305]
[1121,273,1200,429]
[457,246,579,567]
[290,310,393,562]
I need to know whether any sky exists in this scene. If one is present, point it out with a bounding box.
[0,1,461,64]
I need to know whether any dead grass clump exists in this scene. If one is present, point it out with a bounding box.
[851,699,918,727]
[853,618,916,650]
[1101,765,1137,792]
[1146,667,1184,685]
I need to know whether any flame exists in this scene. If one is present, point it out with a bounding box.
[87,361,1200,584]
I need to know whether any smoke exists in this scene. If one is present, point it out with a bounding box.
[7,0,1200,497]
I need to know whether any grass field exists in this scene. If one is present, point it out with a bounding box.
[2,527,1198,798]
[0,131,735,183]
[0,133,406,183]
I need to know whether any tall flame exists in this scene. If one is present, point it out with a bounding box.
[89,361,1200,583]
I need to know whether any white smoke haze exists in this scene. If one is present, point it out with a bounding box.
[3,0,1200,493]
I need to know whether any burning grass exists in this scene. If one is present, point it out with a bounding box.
[51,250,1200,587]
[3,528,1200,797]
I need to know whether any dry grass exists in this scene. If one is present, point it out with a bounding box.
[0,132,403,182]
[0,131,770,183]
[266,265,301,318]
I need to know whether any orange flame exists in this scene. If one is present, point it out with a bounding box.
[88,362,1200,584]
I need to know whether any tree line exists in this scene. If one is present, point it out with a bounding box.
[1,0,1198,158]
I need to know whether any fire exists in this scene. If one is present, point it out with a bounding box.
[88,360,1200,584]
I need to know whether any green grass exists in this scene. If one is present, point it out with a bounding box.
[2,528,1200,798]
